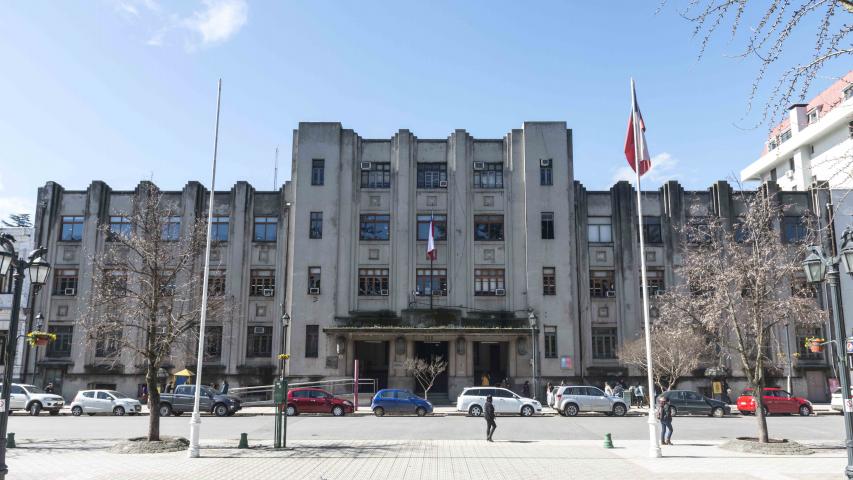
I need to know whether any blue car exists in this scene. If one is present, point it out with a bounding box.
[371,389,434,417]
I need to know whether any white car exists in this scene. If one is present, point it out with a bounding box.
[70,390,142,416]
[831,387,851,413]
[553,385,629,417]
[456,387,542,417]
[1,383,65,415]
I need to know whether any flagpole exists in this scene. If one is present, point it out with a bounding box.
[188,78,221,459]
[429,212,434,310]
[631,78,662,459]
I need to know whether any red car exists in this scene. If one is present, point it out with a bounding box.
[736,387,812,416]
[284,388,354,417]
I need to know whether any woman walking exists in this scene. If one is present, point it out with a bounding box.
[485,395,497,442]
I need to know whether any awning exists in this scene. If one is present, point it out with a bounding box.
[172,369,194,377]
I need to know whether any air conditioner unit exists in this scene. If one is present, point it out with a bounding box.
[262,288,274,297]
[360,161,372,170]
[438,180,448,188]
[605,290,616,298]
[380,289,390,296]
[540,158,552,167]
[494,288,506,296]
[308,287,320,295]
[473,161,485,170]
[785,170,795,179]
[64,288,76,296]
[253,326,267,334]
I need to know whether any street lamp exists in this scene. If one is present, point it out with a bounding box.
[280,313,290,380]
[527,310,538,402]
[32,313,44,386]
[0,234,49,480]
[802,225,853,479]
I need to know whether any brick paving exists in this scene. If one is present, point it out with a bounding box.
[5,438,845,480]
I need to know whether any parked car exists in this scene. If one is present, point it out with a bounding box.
[284,387,354,416]
[69,390,142,416]
[658,390,730,417]
[830,387,852,412]
[456,387,542,417]
[736,387,812,416]
[553,385,628,417]
[371,389,433,417]
[158,384,242,417]
[0,383,64,416]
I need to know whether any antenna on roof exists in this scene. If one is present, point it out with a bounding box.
[273,146,279,190]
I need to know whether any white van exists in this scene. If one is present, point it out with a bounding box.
[456,387,541,417]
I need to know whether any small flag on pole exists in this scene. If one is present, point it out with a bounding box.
[624,82,651,176]
[426,215,437,261]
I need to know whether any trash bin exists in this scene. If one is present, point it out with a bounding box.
[622,391,633,407]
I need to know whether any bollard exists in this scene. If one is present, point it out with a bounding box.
[238,433,248,449]
[6,433,15,449]
[603,433,613,449]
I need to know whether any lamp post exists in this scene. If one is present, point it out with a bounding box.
[783,321,793,394]
[280,313,290,380]
[0,234,50,480]
[528,310,538,401]
[274,312,291,449]
[802,225,853,479]
[32,313,43,387]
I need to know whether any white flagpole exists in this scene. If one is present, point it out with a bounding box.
[632,78,662,459]
[189,78,222,459]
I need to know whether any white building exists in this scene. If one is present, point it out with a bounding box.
[0,226,35,382]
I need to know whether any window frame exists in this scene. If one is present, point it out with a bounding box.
[308,266,321,294]
[207,269,226,297]
[416,214,447,241]
[204,325,223,359]
[587,217,613,243]
[415,268,448,296]
[60,216,84,242]
[253,216,278,242]
[249,269,276,296]
[474,268,505,296]
[52,269,79,296]
[359,214,391,241]
[417,163,448,189]
[246,326,273,358]
[161,216,181,241]
[360,162,391,189]
[358,268,389,296]
[589,270,615,298]
[591,326,618,360]
[540,164,553,186]
[305,325,319,358]
[474,214,504,241]
[641,216,663,244]
[541,212,555,239]
[544,325,557,358]
[309,212,323,239]
[472,163,504,189]
[210,216,229,242]
[542,267,556,296]
[311,159,325,186]
[107,216,131,241]
[46,325,74,358]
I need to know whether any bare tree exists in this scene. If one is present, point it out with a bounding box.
[80,184,221,441]
[2,213,32,228]
[620,321,712,392]
[656,190,824,442]
[404,356,448,401]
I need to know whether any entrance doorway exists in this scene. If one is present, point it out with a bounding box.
[414,341,449,394]
[473,341,509,387]
[354,341,389,391]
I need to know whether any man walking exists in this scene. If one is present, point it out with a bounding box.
[657,396,674,445]
[484,395,496,442]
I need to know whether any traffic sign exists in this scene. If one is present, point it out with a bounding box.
[846,337,853,354]
[0,399,5,413]
[845,398,853,413]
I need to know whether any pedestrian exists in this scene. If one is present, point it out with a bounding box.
[635,383,645,407]
[484,395,497,442]
[604,382,613,396]
[657,396,674,445]
[221,381,229,394]
[481,372,490,386]
[522,380,531,398]
[165,382,174,393]
[613,383,624,398]
[44,382,54,394]
[213,383,219,392]
[546,382,554,406]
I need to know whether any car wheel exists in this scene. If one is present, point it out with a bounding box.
[416,407,427,417]
[28,402,42,416]
[49,410,60,416]
[521,405,534,417]
[799,405,812,416]
[711,407,724,418]
[158,404,172,417]
[285,405,297,417]
[214,404,229,417]
[469,405,483,417]
[563,404,579,417]
[612,404,627,417]
[113,406,126,416]
[71,406,83,417]
[373,407,385,417]
[332,406,345,417]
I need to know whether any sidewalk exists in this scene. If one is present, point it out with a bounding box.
[6,438,845,480]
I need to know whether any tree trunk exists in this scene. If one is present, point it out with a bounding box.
[754,377,769,443]
[146,362,161,442]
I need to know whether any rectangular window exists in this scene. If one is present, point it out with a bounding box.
[642,269,665,295]
[782,216,807,244]
[104,269,128,297]
[543,267,556,295]
[360,162,391,189]
[204,326,223,358]
[473,163,504,189]
[641,216,662,244]
[541,212,554,239]
[358,268,389,296]
[253,216,277,242]
[416,268,447,296]
[47,325,73,357]
[544,326,557,358]
[779,129,792,143]
[796,326,825,361]
[60,216,84,241]
[159,271,176,296]
[844,85,853,101]
[211,216,229,242]
[588,217,612,243]
[207,270,226,297]
[417,163,447,189]
[161,216,181,241]
[246,326,273,358]
[474,215,504,241]
[474,268,505,296]
[359,214,390,241]
[107,216,131,241]
[249,269,275,296]
[95,329,120,357]
[308,267,321,294]
[311,159,325,186]
[589,270,615,298]
[0,271,11,294]
[305,325,319,358]
[686,218,712,244]
[53,269,78,296]
[540,164,553,186]
[591,327,618,359]
[807,108,818,124]
[416,214,447,241]
[309,212,323,239]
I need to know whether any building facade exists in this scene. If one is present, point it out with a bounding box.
[0,226,34,382]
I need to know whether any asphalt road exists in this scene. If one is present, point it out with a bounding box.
[5,412,845,443]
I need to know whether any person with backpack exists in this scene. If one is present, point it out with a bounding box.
[484,395,497,442]
[657,396,674,445]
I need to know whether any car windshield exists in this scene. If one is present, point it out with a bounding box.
[107,391,134,399]
[24,386,45,394]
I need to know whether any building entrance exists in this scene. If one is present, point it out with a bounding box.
[413,341,449,394]
[354,341,389,391]
[473,341,509,387]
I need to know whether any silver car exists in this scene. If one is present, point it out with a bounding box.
[554,385,628,417]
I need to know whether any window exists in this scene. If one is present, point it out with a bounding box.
[107,216,131,241]
[733,220,748,243]
[541,212,555,239]
[416,268,447,296]
[309,212,323,239]
[791,279,817,298]
[311,159,325,186]
[768,138,778,150]
[474,268,505,296]
[207,270,226,296]
[770,169,778,182]
[641,216,662,244]
[589,270,615,297]
[246,326,273,358]
[358,268,389,296]
[789,158,795,172]
[305,325,319,358]
[253,217,277,242]
[47,325,73,357]
[417,163,447,189]
[592,327,618,359]
[779,129,792,144]
[95,329,120,357]
[473,163,503,189]
[588,218,612,243]
[416,214,447,241]
[53,269,78,296]
[540,163,553,186]
[544,326,557,358]
[360,162,391,189]
[308,267,321,294]
[60,216,84,241]
[161,216,181,241]
[474,215,504,241]
[782,216,807,244]
[0,270,10,294]
[543,267,556,295]
[686,218,712,244]
[211,216,229,242]
[104,269,128,297]
[204,326,223,358]
[158,272,176,296]
[796,326,825,361]
[249,269,275,296]
[359,214,390,241]
[642,269,665,295]
[807,108,819,124]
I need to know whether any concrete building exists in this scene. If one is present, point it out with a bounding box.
[0,226,34,382]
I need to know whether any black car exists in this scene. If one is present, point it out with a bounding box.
[659,390,730,417]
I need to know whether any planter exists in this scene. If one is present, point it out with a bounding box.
[809,343,823,353]
[34,337,49,346]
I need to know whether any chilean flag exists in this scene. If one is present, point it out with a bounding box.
[426,215,437,261]
[624,80,651,176]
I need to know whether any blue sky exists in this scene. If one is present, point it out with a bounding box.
[0,1,848,220]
